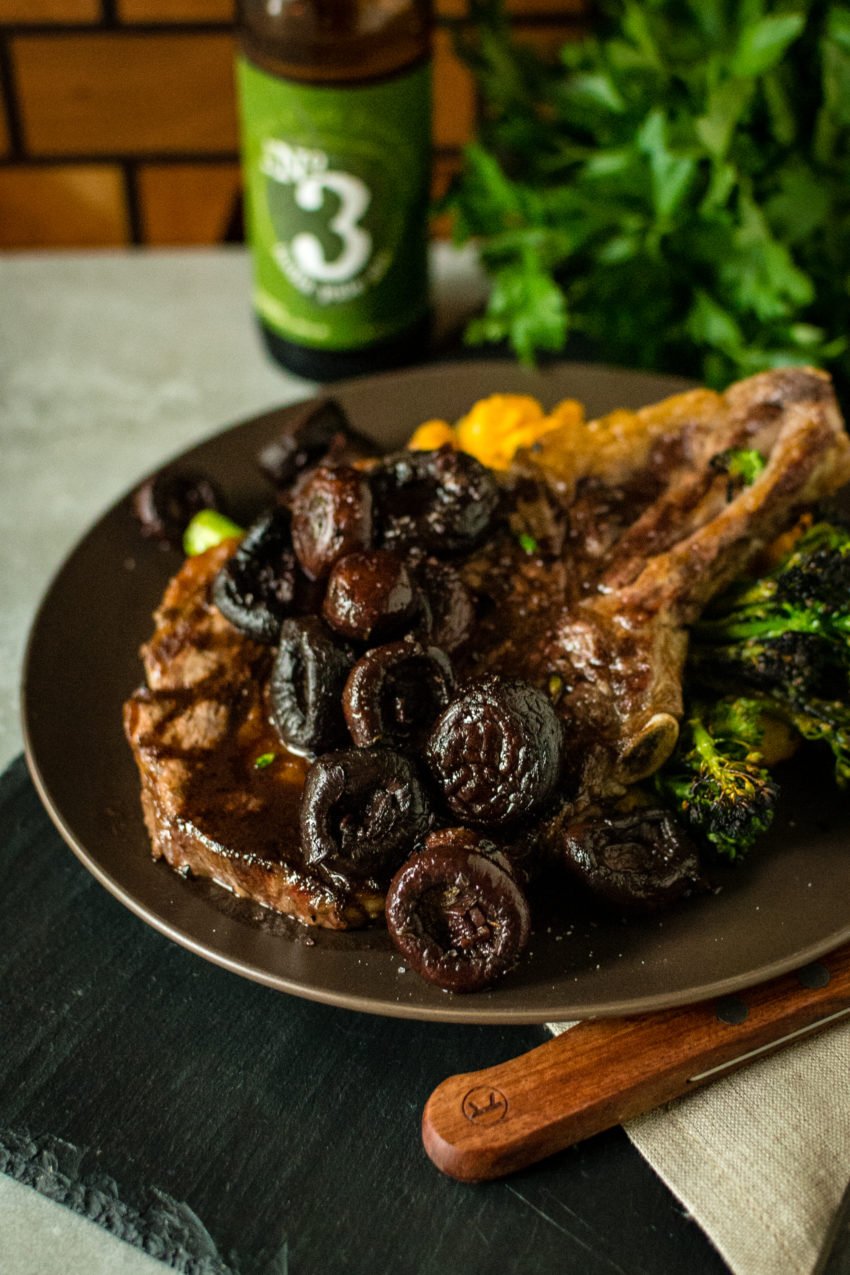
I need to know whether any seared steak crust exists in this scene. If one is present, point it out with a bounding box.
[124,540,382,929]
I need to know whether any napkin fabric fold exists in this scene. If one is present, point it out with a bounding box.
[548,1010,850,1275]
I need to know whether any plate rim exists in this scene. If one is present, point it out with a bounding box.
[21,357,850,1024]
[23,742,850,1024]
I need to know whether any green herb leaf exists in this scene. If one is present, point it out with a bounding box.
[636,109,697,222]
[696,79,752,160]
[254,753,276,770]
[445,0,850,392]
[518,532,539,554]
[828,5,850,55]
[765,161,830,244]
[685,291,744,353]
[761,68,797,147]
[466,259,568,362]
[712,447,768,485]
[718,195,815,322]
[621,2,664,71]
[730,13,805,79]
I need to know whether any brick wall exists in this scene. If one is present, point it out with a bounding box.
[0,0,586,249]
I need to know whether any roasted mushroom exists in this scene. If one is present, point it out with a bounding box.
[132,470,226,550]
[373,447,499,554]
[300,746,431,881]
[290,464,373,581]
[270,616,355,754]
[322,549,420,643]
[427,676,563,826]
[385,840,532,992]
[560,807,703,912]
[212,508,297,643]
[412,558,476,652]
[257,398,374,492]
[343,638,454,748]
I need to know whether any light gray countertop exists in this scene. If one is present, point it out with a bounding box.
[0,242,485,1274]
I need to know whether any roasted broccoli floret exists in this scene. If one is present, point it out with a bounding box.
[775,523,850,612]
[688,630,838,700]
[695,521,850,647]
[753,694,850,789]
[655,698,779,861]
[689,520,850,787]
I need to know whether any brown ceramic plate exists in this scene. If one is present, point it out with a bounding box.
[22,360,850,1024]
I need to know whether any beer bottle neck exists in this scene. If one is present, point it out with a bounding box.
[237,0,432,85]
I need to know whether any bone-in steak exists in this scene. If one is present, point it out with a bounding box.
[125,368,850,928]
[463,367,850,799]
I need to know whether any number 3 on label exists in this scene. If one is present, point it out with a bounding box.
[291,172,372,284]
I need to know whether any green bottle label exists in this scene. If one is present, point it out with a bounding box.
[237,55,431,352]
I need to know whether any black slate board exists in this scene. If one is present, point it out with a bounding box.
[0,755,729,1275]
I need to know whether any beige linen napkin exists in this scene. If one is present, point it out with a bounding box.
[547,1017,850,1275]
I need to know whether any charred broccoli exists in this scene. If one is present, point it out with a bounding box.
[688,631,838,700]
[655,698,778,861]
[695,521,850,647]
[752,694,850,790]
[688,520,850,788]
[658,520,850,859]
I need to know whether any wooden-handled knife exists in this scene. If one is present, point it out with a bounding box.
[422,943,850,1182]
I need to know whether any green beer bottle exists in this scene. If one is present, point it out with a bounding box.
[236,0,432,381]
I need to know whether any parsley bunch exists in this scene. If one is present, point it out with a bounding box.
[447,0,850,388]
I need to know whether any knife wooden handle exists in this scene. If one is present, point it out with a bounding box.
[422,944,850,1182]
